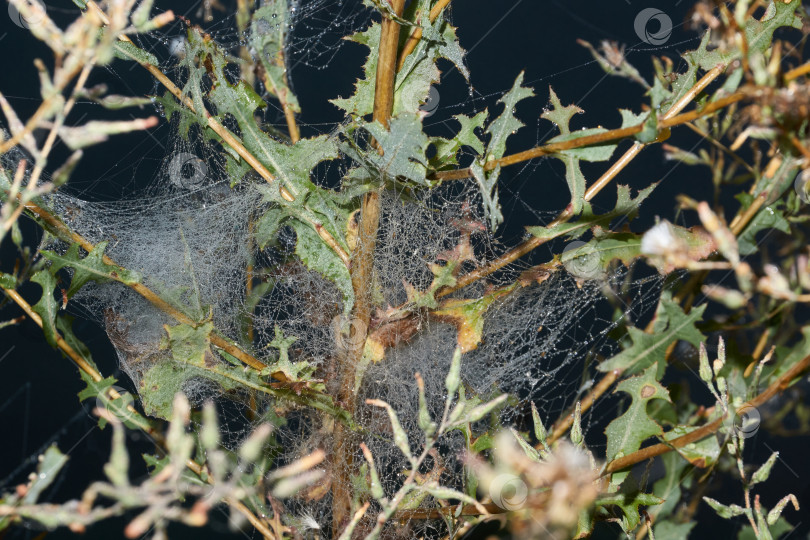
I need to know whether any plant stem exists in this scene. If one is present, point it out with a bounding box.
[438,65,729,297]
[21,199,271,374]
[332,1,406,533]
[784,60,810,82]
[603,353,810,475]
[83,2,349,267]
[29,63,94,186]
[396,0,453,72]
[431,91,743,182]
[259,62,301,144]
[2,286,101,382]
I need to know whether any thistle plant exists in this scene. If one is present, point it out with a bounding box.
[1,0,810,538]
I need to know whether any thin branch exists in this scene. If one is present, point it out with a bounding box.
[1,286,101,382]
[333,0,406,532]
[437,65,730,297]
[683,120,756,178]
[784,60,810,82]
[547,369,622,445]
[0,99,51,156]
[29,63,94,186]
[22,199,270,374]
[603,354,810,475]
[431,89,743,182]
[83,2,349,267]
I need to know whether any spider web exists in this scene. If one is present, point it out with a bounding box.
[0,0,692,537]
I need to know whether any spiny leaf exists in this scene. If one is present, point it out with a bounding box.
[596,488,664,532]
[329,23,381,117]
[695,0,803,71]
[605,365,671,463]
[345,114,431,186]
[77,371,117,403]
[736,200,790,256]
[181,29,350,261]
[559,232,644,281]
[30,270,59,347]
[540,87,617,214]
[164,321,214,366]
[290,219,354,312]
[251,1,300,114]
[331,6,467,118]
[485,73,534,162]
[429,111,487,169]
[56,315,99,372]
[527,183,657,241]
[262,325,315,381]
[41,242,140,297]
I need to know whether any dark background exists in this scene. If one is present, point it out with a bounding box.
[1,1,808,538]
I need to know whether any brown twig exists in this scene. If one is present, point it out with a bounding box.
[547,369,622,445]
[784,60,810,82]
[83,2,349,267]
[431,90,743,182]
[397,0,453,72]
[603,354,810,475]
[437,65,730,297]
[2,286,102,382]
[22,199,269,373]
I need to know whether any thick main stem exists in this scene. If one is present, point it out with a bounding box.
[332,1,405,534]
